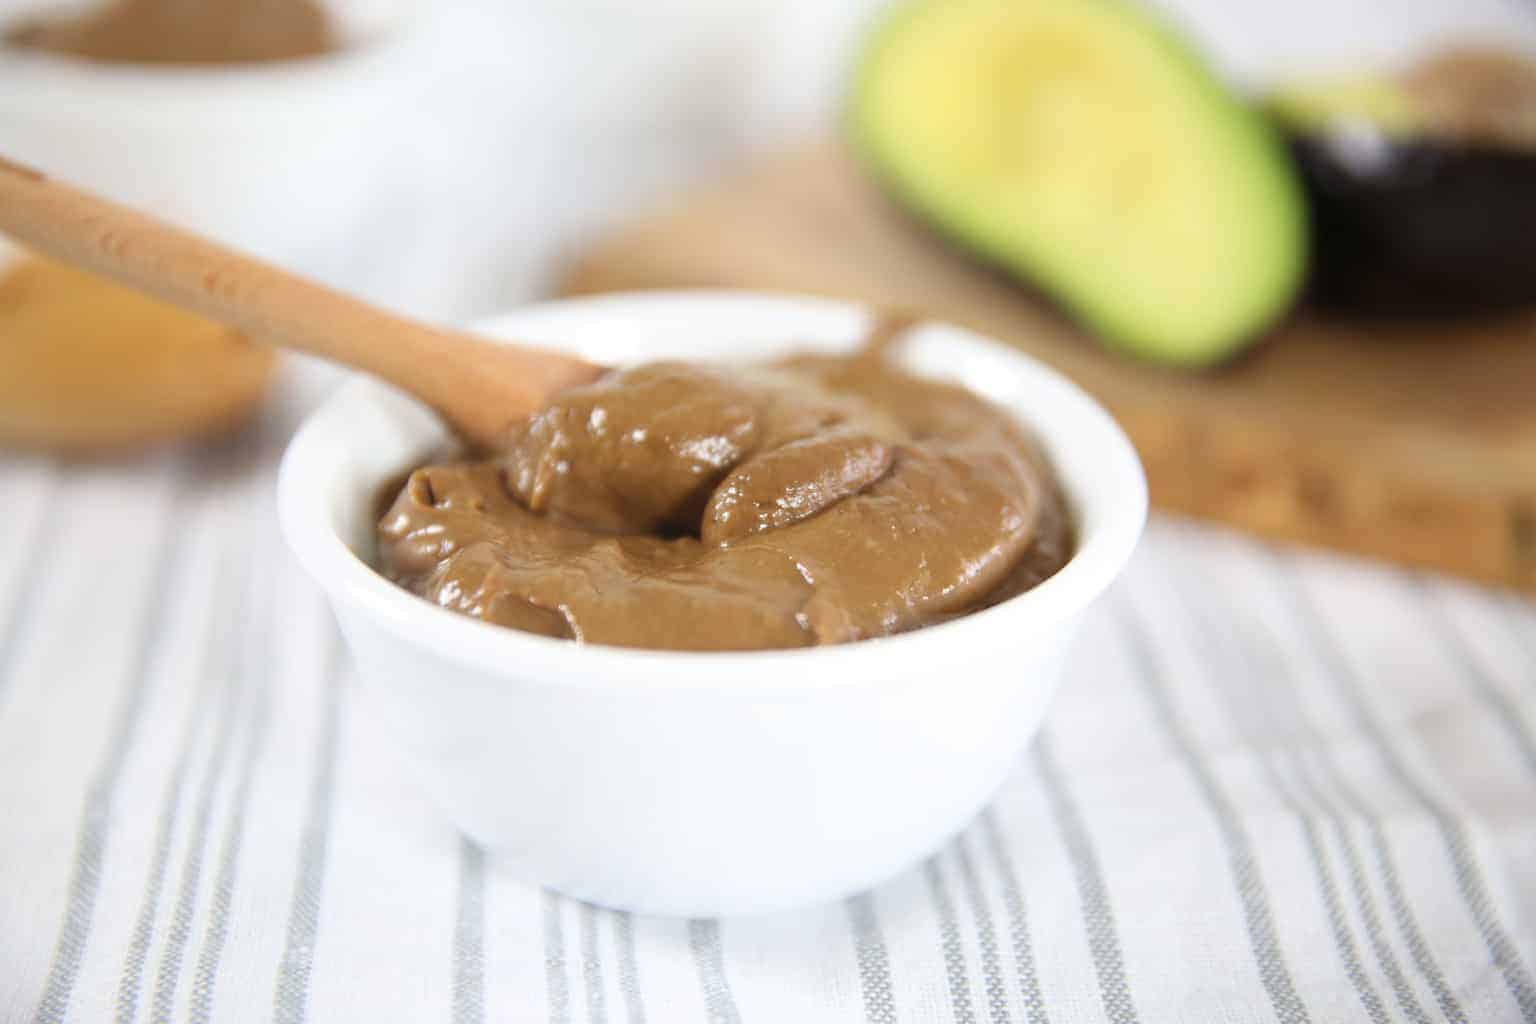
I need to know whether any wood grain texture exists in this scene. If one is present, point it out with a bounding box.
[560,142,1536,593]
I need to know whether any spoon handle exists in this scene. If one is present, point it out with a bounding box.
[0,155,599,444]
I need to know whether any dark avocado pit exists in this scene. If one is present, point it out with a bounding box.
[1271,47,1536,317]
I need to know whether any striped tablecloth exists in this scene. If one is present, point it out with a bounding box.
[2,385,1535,1023]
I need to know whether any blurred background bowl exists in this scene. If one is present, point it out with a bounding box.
[0,0,422,275]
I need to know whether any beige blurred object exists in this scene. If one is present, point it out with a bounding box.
[561,143,1536,595]
[1402,45,1536,145]
[5,0,336,64]
[0,252,276,454]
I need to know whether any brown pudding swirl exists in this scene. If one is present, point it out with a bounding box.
[376,333,1072,651]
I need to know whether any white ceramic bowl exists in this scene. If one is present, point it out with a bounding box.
[0,0,419,269]
[279,291,1146,916]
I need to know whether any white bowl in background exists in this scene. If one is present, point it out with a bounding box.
[278,291,1147,916]
[0,0,422,271]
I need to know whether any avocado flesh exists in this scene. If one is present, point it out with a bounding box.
[849,0,1307,366]
[1268,76,1425,138]
[1271,60,1536,317]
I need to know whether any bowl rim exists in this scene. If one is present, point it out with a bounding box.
[278,290,1147,691]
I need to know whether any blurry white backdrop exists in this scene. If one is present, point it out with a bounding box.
[4,0,1536,320]
[312,0,1536,319]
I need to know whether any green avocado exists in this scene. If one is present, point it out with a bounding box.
[848,0,1307,366]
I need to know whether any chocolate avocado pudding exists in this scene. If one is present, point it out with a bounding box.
[376,328,1073,651]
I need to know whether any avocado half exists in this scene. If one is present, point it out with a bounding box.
[849,0,1307,367]
[1270,49,1536,317]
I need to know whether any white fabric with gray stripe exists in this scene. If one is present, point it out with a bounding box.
[3,431,1536,1024]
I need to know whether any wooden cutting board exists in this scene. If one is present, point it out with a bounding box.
[559,142,1536,594]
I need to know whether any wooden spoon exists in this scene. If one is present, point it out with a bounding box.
[0,155,604,448]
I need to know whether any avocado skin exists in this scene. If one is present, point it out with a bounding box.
[1292,133,1536,317]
